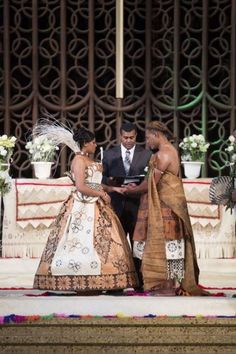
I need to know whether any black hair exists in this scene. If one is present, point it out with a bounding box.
[120,122,137,134]
[73,127,95,149]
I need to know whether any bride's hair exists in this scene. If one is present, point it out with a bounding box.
[73,128,95,149]
[146,121,175,142]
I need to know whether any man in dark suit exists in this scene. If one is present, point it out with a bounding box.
[102,122,152,289]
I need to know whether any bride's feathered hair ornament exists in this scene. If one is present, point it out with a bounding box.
[32,114,80,153]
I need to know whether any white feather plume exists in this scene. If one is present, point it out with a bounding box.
[32,117,80,153]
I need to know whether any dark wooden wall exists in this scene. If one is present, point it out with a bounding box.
[0,0,235,177]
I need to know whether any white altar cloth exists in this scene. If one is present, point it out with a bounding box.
[183,179,236,259]
[2,177,73,258]
[1,178,235,259]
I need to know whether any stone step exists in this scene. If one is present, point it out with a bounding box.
[1,318,236,354]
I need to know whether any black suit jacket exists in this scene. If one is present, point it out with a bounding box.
[102,145,152,218]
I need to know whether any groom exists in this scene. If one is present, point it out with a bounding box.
[102,122,152,288]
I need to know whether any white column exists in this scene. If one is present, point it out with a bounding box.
[116,0,124,99]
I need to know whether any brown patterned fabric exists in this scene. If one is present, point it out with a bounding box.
[133,156,208,295]
[157,200,187,241]
[34,193,138,292]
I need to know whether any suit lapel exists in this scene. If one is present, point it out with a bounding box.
[116,146,126,174]
[129,146,141,175]
[116,145,145,176]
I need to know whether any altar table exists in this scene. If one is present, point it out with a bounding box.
[1,178,236,259]
[2,177,73,258]
[182,179,235,259]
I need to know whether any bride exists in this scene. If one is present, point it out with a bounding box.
[33,124,138,293]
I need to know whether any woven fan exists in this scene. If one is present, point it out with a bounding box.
[209,176,233,205]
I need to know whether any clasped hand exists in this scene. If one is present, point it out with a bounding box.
[114,183,137,194]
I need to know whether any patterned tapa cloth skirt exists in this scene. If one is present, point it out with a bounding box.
[133,199,185,282]
[34,192,138,292]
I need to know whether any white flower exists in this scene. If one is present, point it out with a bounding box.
[34,137,40,144]
[25,136,59,162]
[43,144,52,152]
[0,135,16,163]
[227,145,234,152]
[232,153,236,162]
[181,153,192,161]
[33,152,42,160]
[25,141,32,148]
[179,134,210,161]
[199,146,205,152]
[225,134,236,167]
[0,149,7,157]
[191,142,197,148]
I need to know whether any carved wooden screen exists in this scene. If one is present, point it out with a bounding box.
[0,0,235,177]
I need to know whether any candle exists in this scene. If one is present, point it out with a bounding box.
[100,147,103,161]
[116,0,124,98]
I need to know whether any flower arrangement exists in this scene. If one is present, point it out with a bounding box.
[0,134,16,195]
[25,136,59,162]
[0,134,17,164]
[179,134,210,161]
[225,134,236,167]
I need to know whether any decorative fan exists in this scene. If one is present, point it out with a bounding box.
[209,176,233,205]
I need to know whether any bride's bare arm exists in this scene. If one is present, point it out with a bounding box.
[72,156,108,200]
[102,184,126,194]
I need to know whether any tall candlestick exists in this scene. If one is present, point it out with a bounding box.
[116,0,124,98]
[100,147,103,161]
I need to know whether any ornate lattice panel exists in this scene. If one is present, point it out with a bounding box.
[0,0,235,177]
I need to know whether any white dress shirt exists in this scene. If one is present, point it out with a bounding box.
[121,144,135,165]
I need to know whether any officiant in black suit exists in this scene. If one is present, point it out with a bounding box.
[102,122,152,288]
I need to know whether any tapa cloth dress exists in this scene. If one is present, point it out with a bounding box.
[34,162,138,292]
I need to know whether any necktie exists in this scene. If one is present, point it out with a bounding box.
[124,150,131,175]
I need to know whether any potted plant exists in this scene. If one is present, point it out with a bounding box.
[0,134,17,196]
[179,134,210,178]
[25,136,59,179]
